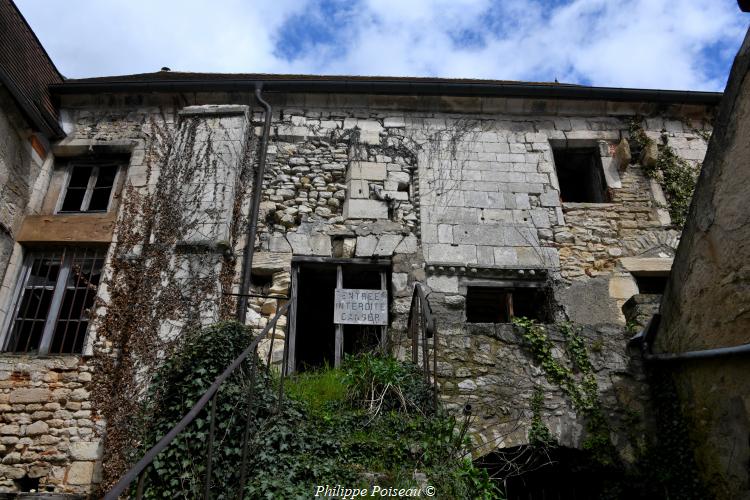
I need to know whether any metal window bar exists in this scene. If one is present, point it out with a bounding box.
[407,283,438,409]
[50,249,104,353]
[6,250,63,353]
[4,247,105,355]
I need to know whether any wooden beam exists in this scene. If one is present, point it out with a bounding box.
[286,266,299,374]
[335,265,343,367]
[17,214,115,244]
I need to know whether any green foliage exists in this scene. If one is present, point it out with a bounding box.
[629,119,699,227]
[528,386,555,447]
[342,352,433,414]
[136,324,499,499]
[653,143,698,226]
[628,117,653,151]
[512,318,616,466]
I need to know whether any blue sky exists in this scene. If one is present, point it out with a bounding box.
[16,0,750,91]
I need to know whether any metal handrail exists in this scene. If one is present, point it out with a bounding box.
[105,301,292,499]
[407,283,438,408]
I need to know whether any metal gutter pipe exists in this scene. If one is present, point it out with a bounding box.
[50,79,722,105]
[236,84,272,323]
[632,314,750,363]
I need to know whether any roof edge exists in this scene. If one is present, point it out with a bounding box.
[0,66,64,138]
[50,77,723,105]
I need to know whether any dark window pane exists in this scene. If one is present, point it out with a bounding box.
[49,249,104,354]
[9,318,46,353]
[87,187,112,211]
[68,166,93,187]
[26,256,61,287]
[60,188,86,212]
[466,287,510,323]
[512,288,552,322]
[634,275,669,294]
[94,167,117,188]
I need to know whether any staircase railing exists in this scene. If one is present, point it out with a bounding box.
[104,299,293,500]
[407,283,438,409]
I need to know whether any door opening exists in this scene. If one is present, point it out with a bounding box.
[292,260,389,372]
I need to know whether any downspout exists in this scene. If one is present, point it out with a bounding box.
[236,83,272,323]
[631,314,750,362]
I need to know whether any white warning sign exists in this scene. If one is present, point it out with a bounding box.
[333,288,388,325]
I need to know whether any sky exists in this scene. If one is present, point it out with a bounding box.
[16,0,750,91]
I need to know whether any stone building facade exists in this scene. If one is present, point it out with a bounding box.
[0,72,720,494]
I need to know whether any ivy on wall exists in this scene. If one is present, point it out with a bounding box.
[628,118,701,227]
[90,113,254,490]
[512,318,617,466]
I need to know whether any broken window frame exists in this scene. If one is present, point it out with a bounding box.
[464,280,552,324]
[56,160,122,214]
[2,246,107,355]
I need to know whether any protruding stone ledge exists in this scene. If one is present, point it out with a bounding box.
[178,104,250,117]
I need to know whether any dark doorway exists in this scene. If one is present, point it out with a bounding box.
[292,261,388,372]
[478,446,606,500]
[342,266,383,356]
[552,147,609,203]
[295,266,337,371]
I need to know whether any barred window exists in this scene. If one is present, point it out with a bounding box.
[4,247,106,354]
[58,162,119,213]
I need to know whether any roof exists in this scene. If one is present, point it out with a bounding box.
[0,0,63,137]
[55,71,723,105]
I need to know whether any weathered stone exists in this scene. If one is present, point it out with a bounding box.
[613,138,632,171]
[25,420,49,436]
[347,161,387,181]
[343,199,388,219]
[69,441,101,461]
[355,235,378,257]
[252,252,292,275]
[395,234,418,254]
[67,461,94,485]
[640,142,658,167]
[310,234,332,256]
[8,388,50,404]
[374,235,403,256]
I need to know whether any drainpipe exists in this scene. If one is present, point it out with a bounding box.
[631,314,750,362]
[236,84,272,323]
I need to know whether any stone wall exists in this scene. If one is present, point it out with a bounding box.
[0,90,715,492]
[656,29,750,500]
[0,356,101,494]
[0,88,53,323]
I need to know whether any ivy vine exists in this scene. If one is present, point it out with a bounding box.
[512,318,617,466]
[628,118,700,227]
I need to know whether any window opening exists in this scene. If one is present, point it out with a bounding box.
[633,274,669,294]
[59,162,119,213]
[5,247,106,354]
[466,286,551,323]
[552,147,609,203]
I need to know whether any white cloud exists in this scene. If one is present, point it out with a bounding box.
[16,0,749,90]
